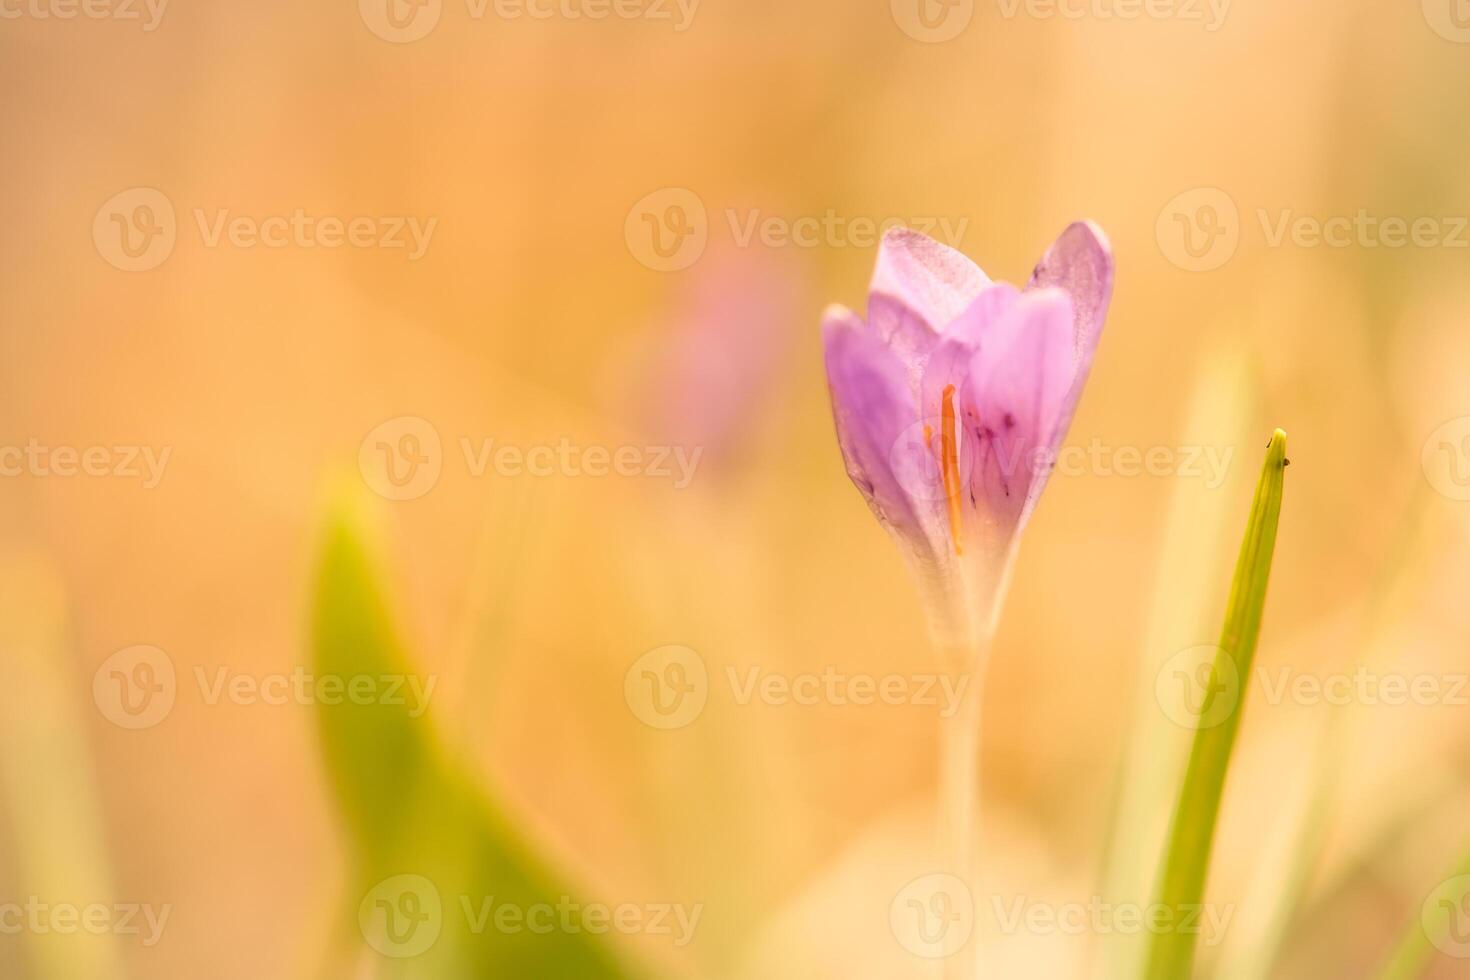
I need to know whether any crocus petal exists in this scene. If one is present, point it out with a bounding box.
[868,228,990,338]
[918,283,1022,426]
[1026,221,1115,400]
[959,288,1077,540]
[822,305,942,557]
[866,292,939,393]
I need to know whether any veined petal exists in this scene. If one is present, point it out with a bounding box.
[869,228,990,339]
[959,288,1077,538]
[1026,221,1115,405]
[822,305,938,551]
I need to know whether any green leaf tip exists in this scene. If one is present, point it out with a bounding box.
[310,497,640,979]
[1143,430,1288,980]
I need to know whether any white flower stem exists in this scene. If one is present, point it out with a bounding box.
[937,629,992,980]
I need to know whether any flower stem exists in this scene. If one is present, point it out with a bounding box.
[936,631,991,980]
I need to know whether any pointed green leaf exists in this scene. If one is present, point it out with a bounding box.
[1143,429,1288,980]
[313,499,641,979]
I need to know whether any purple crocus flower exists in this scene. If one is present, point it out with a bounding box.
[823,224,1114,646]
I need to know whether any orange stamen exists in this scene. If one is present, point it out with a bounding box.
[940,384,963,555]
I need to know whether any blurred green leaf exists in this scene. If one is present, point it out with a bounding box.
[1143,430,1288,980]
[1376,846,1470,980]
[313,500,640,979]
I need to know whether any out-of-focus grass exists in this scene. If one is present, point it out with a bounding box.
[312,493,641,979]
[0,554,123,980]
[1377,844,1470,980]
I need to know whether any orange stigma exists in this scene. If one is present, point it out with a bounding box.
[940,384,963,555]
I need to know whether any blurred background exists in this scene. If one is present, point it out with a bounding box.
[3,0,1470,977]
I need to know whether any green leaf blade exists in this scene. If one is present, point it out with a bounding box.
[312,499,641,979]
[1143,429,1289,980]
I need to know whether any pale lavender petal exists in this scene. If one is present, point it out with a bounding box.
[918,283,1022,426]
[868,228,990,339]
[822,305,944,557]
[959,288,1077,535]
[866,292,939,393]
[1026,221,1115,419]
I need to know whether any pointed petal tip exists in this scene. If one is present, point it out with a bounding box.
[880,225,936,249]
[1041,220,1115,275]
[1066,219,1113,255]
[869,226,989,336]
[820,303,863,341]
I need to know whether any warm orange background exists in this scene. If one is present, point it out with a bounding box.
[3,1,1470,977]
